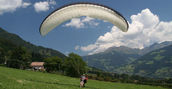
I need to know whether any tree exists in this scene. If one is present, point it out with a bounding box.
[7,46,31,69]
[0,48,5,64]
[63,53,87,77]
[31,52,44,62]
[44,56,62,72]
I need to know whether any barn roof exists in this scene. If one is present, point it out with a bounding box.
[31,62,44,66]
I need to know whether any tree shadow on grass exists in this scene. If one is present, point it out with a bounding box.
[25,79,99,89]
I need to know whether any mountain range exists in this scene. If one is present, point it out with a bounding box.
[83,41,172,78]
[83,46,140,71]
[114,45,172,78]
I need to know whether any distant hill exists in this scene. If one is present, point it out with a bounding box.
[0,27,66,60]
[83,46,140,71]
[114,45,172,78]
[83,41,172,73]
[140,41,172,55]
[0,37,17,51]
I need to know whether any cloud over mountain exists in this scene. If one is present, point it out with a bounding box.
[77,9,172,55]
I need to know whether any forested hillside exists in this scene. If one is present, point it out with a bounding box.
[114,45,172,78]
[0,27,66,60]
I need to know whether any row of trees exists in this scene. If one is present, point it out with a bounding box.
[0,46,31,69]
[44,53,87,77]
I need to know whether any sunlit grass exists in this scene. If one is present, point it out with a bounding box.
[0,67,168,89]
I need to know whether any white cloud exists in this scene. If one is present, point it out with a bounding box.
[34,1,49,12]
[74,45,80,50]
[80,44,97,52]
[22,2,31,8]
[65,18,85,28]
[78,8,172,55]
[82,16,94,22]
[49,0,56,5]
[64,16,99,29]
[0,0,31,15]
[34,0,56,12]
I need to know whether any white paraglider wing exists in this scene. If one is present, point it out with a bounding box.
[40,3,129,36]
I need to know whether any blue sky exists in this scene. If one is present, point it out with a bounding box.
[0,0,172,56]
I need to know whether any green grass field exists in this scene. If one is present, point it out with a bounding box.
[0,67,169,89]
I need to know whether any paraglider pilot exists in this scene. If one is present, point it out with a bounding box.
[80,74,88,87]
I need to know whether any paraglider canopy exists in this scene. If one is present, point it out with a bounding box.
[40,2,129,36]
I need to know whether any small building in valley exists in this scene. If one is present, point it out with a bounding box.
[30,62,45,71]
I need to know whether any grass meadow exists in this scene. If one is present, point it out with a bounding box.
[0,67,169,89]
